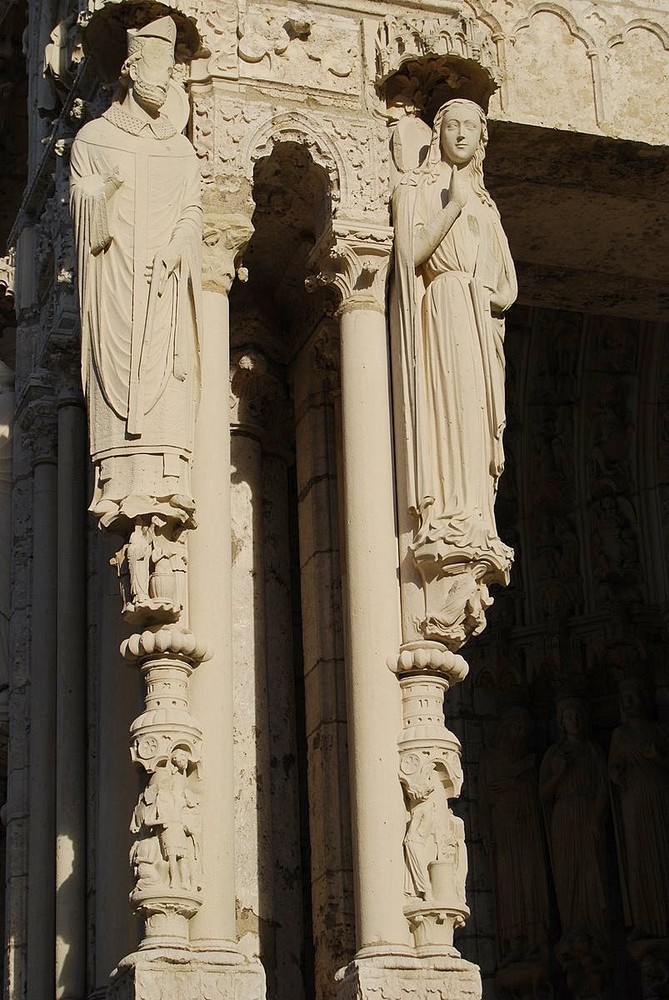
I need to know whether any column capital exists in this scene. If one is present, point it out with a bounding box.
[202,196,255,296]
[307,220,393,315]
[20,396,57,465]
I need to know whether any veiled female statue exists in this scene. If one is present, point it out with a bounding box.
[539,698,610,946]
[609,677,669,940]
[391,99,517,649]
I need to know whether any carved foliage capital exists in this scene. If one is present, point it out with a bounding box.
[307,222,393,315]
[20,398,57,463]
[202,206,254,294]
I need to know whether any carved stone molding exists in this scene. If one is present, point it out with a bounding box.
[237,6,360,94]
[307,221,393,315]
[375,12,501,111]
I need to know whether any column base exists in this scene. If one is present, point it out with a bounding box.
[335,953,481,1000]
[108,947,266,1000]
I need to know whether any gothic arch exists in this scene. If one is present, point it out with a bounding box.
[241,111,347,210]
[510,3,597,53]
[607,19,669,51]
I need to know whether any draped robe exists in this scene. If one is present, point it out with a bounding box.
[392,170,516,586]
[70,104,202,530]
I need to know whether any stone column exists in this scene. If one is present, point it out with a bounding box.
[186,203,265,997]
[55,385,87,1000]
[23,400,58,1000]
[309,223,411,957]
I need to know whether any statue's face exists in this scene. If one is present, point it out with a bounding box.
[130,39,174,113]
[561,704,585,737]
[440,103,482,166]
[171,749,189,771]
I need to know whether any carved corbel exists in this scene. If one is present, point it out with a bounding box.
[306,221,393,316]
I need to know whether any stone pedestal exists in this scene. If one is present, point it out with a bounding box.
[109,949,266,1000]
[335,954,481,1000]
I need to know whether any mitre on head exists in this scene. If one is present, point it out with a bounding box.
[127,16,177,56]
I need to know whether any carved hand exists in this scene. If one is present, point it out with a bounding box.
[447,164,467,212]
[145,244,183,296]
[102,165,123,201]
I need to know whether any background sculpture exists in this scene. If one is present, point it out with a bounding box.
[479,707,550,970]
[540,697,610,993]
[70,14,202,625]
[392,98,517,651]
[609,676,669,942]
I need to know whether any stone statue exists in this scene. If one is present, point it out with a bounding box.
[131,748,201,895]
[609,676,669,941]
[392,99,517,650]
[539,698,610,949]
[0,362,13,698]
[110,514,188,623]
[402,761,467,907]
[70,16,202,544]
[479,707,550,965]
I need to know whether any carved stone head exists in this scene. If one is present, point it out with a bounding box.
[122,17,176,114]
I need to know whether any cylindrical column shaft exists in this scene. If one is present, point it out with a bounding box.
[338,301,411,951]
[55,400,87,1000]
[188,288,237,949]
[27,458,57,1000]
[92,530,140,990]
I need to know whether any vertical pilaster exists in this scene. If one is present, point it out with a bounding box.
[55,386,87,1000]
[23,400,58,1000]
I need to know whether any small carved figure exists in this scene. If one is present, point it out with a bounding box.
[70,16,202,538]
[403,771,436,899]
[392,99,517,649]
[402,760,468,906]
[479,707,550,965]
[131,748,201,894]
[609,677,669,941]
[110,515,187,623]
[539,698,610,949]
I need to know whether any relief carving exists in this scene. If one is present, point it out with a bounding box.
[375,13,500,97]
[238,7,359,92]
[391,99,516,651]
[130,748,202,898]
